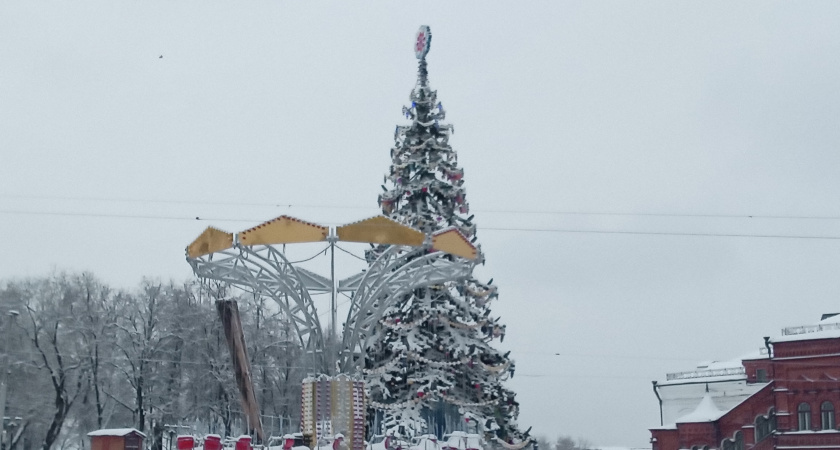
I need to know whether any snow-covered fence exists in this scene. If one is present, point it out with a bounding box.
[665,366,745,381]
[782,321,840,336]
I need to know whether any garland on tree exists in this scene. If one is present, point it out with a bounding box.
[363,26,525,441]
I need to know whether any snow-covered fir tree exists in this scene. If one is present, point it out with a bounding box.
[363,26,525,442]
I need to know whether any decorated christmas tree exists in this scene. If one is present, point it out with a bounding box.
[363,26,526,443]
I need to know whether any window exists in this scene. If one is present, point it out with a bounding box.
[722,432,744,450]
[821,401,835,430]
[756,409,776,442]
[798,402,812,431]
[756,369,768,382]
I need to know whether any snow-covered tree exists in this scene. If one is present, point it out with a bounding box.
[0,273,305,448]
[363,27,523,441]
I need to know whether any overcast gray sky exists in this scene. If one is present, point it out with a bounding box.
[3,1,840,447]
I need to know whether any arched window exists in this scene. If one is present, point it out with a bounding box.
[756,409,776,442]
[798,402,812,431]
[821,401,835,430]
[722,431,744,450]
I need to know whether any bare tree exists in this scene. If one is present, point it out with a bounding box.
[113,280,163,434]
[15,276,87,450]
[76,273,120,430]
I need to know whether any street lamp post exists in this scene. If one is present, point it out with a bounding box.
[0,310,19,450]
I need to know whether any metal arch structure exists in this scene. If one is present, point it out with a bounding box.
[337,245,477,373]
[188,243,329,372]
[185,215,479,376]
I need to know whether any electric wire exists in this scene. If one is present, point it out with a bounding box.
[0,194,369,211]
[4,194,840,221]
[2,209,840,240]
[284,244,331,264]
[5,343,835,381]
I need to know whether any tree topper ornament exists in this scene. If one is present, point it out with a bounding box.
[415,25,432,59]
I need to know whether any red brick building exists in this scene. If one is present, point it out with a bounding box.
[651,314,840,450]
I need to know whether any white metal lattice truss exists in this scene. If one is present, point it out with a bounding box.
[338,245,475,373]
[189,243,329,370]
[186,219,478,375]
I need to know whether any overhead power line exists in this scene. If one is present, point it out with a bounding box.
[3,194,840,221]
[1,209,840,241]
[482,227,840,240]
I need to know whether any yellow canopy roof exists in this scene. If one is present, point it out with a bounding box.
[336,216,424,246]
[238,216,328,246]
[431,228,477,260]
[186,227,234,258]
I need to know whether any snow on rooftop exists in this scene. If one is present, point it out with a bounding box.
[660,358,746,385]
[821,313,840,324]
[87,429,146,437]
[675,393,725,423]
[772,315,840,343]
[659,347,771,385]
[739,348,769,361]
[697,359,745,371]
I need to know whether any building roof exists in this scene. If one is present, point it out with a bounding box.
[675,393,725,423]
[658,358,747,386]
[649,424,678,431]
[87,429,146,438]
[771,314,840,343]
[738,348,769,361]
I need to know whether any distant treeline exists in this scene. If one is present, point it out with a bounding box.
[532,436,594,450]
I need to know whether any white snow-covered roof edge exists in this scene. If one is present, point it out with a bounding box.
[658,360,745,385]
[658,352,768,385]
[657,372,746,386]
[739,348,769,361]
[87,429,146,437]
[771,315,840,343]
[771,327,840,343]
[674,382,772,425]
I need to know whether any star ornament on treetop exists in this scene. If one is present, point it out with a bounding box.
[415,25,432,59]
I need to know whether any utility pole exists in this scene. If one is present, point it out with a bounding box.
[0,310,19,450]
[328,227,338,376]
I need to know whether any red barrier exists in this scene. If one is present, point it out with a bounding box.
[235,436,252,450]
[204,435,222,450]
[177,436,195,450]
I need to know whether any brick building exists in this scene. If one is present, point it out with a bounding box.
[650,314,840,450]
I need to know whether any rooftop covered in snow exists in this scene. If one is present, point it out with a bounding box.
[772,313,840,343]
[87,429,146,437]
